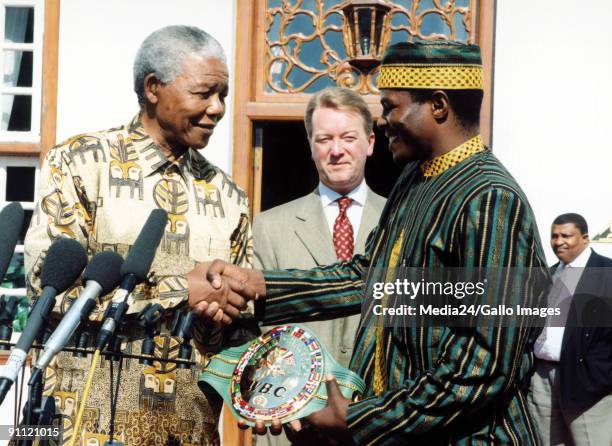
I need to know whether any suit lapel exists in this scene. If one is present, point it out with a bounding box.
[293,192,336,266]
[550,262,559,274]
[575,250,600,294]
[560,250,596,352]
[356,186,378,253]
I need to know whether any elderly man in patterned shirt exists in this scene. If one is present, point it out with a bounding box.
[24,25,252,445]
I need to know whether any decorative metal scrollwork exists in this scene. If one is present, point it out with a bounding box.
[265,0,474,95]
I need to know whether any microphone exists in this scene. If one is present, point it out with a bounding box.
[0,202,24,282]
[95,209,167,351]
[30,251,123,379]
[0,237,87,405]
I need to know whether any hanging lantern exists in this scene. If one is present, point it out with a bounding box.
[341,0,392,73]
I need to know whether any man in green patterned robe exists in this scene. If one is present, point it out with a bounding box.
[200,41,550,445]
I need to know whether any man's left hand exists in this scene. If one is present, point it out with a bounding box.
[301,375,352,442]
[241,375,354,445]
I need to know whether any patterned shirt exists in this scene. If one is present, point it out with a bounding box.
[24,116,253,445]
[261,136,550,445]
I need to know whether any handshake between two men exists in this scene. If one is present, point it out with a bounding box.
[186,260,265,324]
[186,260,354,445]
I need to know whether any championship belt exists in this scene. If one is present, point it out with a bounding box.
[198,324,365,426]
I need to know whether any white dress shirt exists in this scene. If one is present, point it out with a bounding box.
[534,247,592,362]
[318,180,367,237]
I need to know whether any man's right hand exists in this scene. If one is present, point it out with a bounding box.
[206,260,266,308]
[186,262,249,325]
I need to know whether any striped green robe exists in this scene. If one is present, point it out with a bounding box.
[260,147,549,445]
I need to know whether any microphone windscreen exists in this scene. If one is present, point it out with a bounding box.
[83,251,123,295]
[120,209,168,282]
[40,238,88,291]
[0,202,24,281]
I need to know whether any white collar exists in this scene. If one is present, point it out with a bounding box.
[560,247,592,269]
[318,180,367,208]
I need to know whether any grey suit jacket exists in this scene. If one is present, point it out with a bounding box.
[252,185,386,367]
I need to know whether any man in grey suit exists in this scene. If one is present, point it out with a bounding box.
[253,87,385,445]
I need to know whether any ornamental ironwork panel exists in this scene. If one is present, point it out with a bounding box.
[265,0,475,95]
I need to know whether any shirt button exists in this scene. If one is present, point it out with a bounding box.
[579,358,584,363]
[585,333,590,337]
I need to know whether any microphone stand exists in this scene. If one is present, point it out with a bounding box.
[137,304,163,365]
[19,367,55,446]
[105,338,125,446]
[0,296,18,399]
[172,310,195,369]
[12,294,56,446]
[0,296,19,349]
[0,290,56,405]
[0,308,199,358]
[0,340,196,366]
[2,307,197,444]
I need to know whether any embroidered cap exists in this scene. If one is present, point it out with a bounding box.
[377,41,484,90]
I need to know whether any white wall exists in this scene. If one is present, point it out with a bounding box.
[493,0,612,262]
[56,0,237,173]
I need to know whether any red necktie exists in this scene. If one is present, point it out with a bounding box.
[333,197,354,261]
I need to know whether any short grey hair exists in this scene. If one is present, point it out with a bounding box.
[133,25,227,105]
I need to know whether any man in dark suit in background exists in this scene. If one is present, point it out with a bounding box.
[529,212,612,446]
